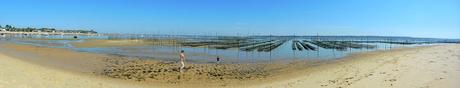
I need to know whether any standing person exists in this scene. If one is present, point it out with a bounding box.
[216,56,221,64]
[179,50,186,72]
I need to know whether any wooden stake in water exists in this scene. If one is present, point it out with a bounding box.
[269,34,272,62]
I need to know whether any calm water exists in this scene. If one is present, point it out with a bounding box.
[2,34,455,63]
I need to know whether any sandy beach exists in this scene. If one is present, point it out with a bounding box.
[1,42,459,88]
[262,44,460,88]
[2,0,459,87]
[0,50,149,88]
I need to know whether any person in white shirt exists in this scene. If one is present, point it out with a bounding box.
[179,50,186,72]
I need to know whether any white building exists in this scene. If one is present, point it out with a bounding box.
[0,29,6,32]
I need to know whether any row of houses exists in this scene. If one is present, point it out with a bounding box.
[0,25,97,34]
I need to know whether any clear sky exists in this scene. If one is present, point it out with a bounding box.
[1,0,459,38]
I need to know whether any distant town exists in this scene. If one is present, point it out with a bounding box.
[0,25,97,35]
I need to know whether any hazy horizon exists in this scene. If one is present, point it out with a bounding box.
[1,0,459,39]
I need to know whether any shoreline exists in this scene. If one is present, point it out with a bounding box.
[1,41,459,88]
[0,31,97,36]
[260,44,460,88]
[0,41,319,87]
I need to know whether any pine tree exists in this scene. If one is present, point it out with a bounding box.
[5,25,11,31]
[5,25,11,29]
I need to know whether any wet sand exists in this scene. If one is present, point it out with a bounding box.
[1,41,459,88]
[0,42,108,73]
[0,42,311,87]
[0,50,151,88]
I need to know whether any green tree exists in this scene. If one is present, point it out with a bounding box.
[4,25,13,31]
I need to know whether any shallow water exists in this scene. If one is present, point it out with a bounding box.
[2,35,450,63]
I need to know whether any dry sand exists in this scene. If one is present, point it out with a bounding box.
[260,44,460,88]
[1,41,459,88]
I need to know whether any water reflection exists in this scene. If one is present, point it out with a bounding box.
[3,34,455,63]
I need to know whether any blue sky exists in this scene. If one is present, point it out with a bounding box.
[1,0,459,38]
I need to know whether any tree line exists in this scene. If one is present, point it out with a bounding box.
[0,25,97,34]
